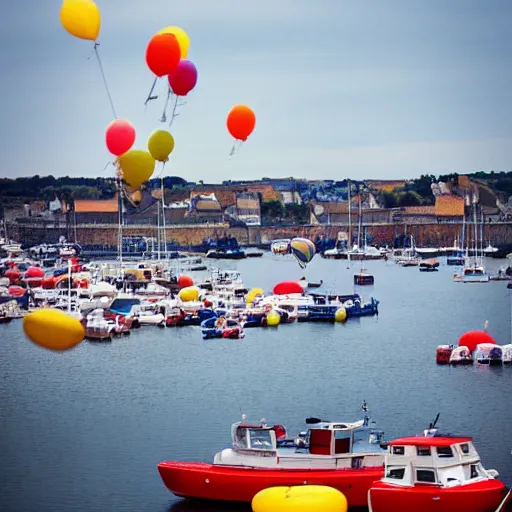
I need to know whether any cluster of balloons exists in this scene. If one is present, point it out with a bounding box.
[105,120,175,189]
[145,26,198,122]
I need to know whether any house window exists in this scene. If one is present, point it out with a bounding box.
[417,446,431,456]
[386,467,405,479]
[392,446,405,455]
[436,446,453,458]
[416,469,437,483]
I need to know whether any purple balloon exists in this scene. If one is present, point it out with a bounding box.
[168,60,198,96]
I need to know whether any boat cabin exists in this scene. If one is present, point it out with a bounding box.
[382,437,495,488]
[230,418,385,457]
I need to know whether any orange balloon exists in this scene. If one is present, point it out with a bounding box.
[226,105,256,141]
[146,33,181,77]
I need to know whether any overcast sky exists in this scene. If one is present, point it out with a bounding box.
[1,0,511,182]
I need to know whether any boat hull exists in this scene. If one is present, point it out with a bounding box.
[368,479,507,512]
[158,461,383,507]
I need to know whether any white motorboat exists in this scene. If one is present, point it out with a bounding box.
[474,343,502,365]
[501,344,512,365]
[449,345,473,365]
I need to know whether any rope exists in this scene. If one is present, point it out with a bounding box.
[94,43,117,119]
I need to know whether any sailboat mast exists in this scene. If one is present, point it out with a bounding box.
[157,199,161,261]
[348,180,352,250]
[473,200,477,265]
[67,257,71,313]
[161,176,167,260]
[480,208,484,265]
[358,188,363,249]
[117,177,124,268]
[461,200,465,251]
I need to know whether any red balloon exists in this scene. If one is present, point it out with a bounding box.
[25,266,45,278]
[178,275,194,289]
[168,60,198,97]
[146,33,181,77]
[8,286,26,297]
[105,119,136,156]
[459,330,496,352]
[227,105,256,141]
[273,281,303,295]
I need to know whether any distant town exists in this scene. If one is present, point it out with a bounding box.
[1,171,511,250]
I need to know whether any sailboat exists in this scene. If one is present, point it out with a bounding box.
[454,200,489,283]
[447,212,466,266]
[393,235,420,266]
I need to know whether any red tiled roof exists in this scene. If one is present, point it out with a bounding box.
[74,196,118,213]
[435,196,464,216]
[403,206,436,215]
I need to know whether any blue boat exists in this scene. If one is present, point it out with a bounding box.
[297,297,379,322]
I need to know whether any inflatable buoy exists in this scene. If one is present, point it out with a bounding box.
[247,287,264,304]
[335,307,347,323]
[178,275,194,289]
[23,309,85,351]
[178,286,199,302]
[266,310,281,327]
[252,486,347,512]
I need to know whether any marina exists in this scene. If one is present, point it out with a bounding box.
[2,243,512,512]
[2,0,512,510]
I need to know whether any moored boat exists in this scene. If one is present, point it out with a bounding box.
[474,343,502,365]
[354,270,374,285]
[436,345,454,365]
[368,435,507,512]
[449,346,473,365]
[419,259,439,272]
[157,408,388,507]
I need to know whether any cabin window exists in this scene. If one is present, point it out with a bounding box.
[436,446,453,458]
[334,430,351,454]
[234,429,249,449]
[386,467,405,479]
[460,443,470,454]
[351,456,364,469]
[248,428,274,450]
[470,464,483,479]
[417,446,431,456]
[392,446,405,455]
[416,469,437,483]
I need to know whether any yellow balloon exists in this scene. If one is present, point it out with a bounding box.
[335,307,347,323]
[266,310,281,327]
[24,309,85,351]
[157,26,190,58]
[118,150,156,189]
[246,287,264,304]
[148,130,175,162]
[178,286,199,302]
[252,486,348,512]
[60,0,101,41]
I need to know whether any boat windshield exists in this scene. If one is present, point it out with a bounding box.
[234,427,275,451]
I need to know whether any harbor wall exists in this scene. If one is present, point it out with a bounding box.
[6,221,512,247]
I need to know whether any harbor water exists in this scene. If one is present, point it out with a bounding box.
[1,255,511,512]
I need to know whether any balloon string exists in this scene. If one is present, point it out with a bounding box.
[94,42,117,119]
[229,140,243,157]
[168,94,179,127]
[159,85,172,123]
[145,77,159,107]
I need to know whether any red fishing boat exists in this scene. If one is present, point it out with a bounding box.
[158,404,388,508]
[368,435,508,512]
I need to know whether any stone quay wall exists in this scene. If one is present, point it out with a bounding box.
[7,220,512,248]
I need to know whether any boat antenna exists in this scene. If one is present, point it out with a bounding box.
[427,413,440,432]
[362,399,370,426]
[484,320,489,332]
